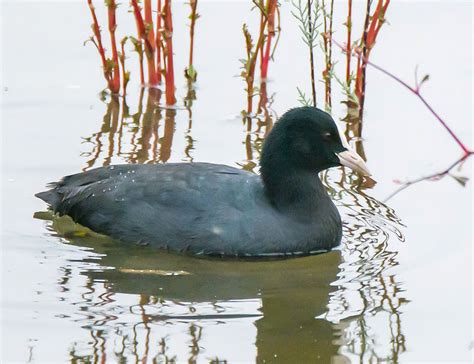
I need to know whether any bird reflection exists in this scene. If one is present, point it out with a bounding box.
[43,221,342,363]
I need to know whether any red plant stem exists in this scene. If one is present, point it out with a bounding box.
[131,0,158,86]
[247,18,267,113]
[144,0,159,83]
[365,58,470,153]
[156,0,162,83]
[372,1,390,42]
[367,0,390,47]
[87,0,113,89]
[345,0,352,84]
[356,0,390,113]
[260,0,277,79]
[162,0,176,105]
[366,0,383,45]
[334,39,472,154]
[107,1,120,94]
[144,0,156,51]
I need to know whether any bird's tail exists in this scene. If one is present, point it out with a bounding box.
[35,190,61,208]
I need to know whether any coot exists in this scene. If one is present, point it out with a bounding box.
[36,107,370,257]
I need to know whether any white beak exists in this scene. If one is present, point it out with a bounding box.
[337,128,371,176]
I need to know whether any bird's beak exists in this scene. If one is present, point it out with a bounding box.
[336,128,372,176]
[337,149,371,176]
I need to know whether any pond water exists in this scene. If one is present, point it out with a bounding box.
[1,1,472,363]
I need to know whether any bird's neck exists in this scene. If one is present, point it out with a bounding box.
[260,158,330,216]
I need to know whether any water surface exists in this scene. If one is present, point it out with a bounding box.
[1,1,472,362]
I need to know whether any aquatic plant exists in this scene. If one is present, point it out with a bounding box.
[291,0,390,117]
[131,0,176,103]
[291,0,321,107]
[86,0,122,94]
[86,0,177,104]
[321,0,334,110]
[241,0,280,115]
[185,0,199,82]
[354,0,390,118]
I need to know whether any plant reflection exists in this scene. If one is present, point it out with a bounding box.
[321,167,407,362]
[82,87,190,169]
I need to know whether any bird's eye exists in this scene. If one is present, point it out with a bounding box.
[322,132,332,141]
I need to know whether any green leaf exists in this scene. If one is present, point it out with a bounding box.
[185,64,197,82]
[450,174,469,187]
[420,74,430,85]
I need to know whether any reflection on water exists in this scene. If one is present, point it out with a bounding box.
[322,170,407,362]
[82,88,181,169]
[35,88,407,362]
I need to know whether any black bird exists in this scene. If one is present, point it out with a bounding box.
[36,107,370,257]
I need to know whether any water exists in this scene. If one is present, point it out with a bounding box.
[1,1,472,362]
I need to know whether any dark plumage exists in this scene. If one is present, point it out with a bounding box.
[36,107,370,257]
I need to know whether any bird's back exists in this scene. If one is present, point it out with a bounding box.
[37,163,341,256]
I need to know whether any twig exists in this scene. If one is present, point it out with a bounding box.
[333,39,472,154]
[384,152,473,202]
[260,0,278,79]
